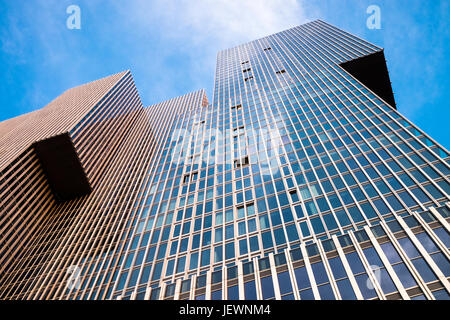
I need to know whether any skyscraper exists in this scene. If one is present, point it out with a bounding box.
[0,20,449,300]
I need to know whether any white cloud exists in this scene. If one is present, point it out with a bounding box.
[1,0,312,113]
[115,0,310,102]
[128,0,309,49]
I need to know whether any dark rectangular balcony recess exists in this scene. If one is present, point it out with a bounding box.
[33,133,91,201]
[339,50,396,109]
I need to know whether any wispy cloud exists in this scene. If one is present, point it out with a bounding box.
[2,1,448,148]
[1,0,310,112]
[0,0,94,116]
[111,0,309,102]
[122,0,309,48]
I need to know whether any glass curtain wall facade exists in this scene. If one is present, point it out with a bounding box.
[0,20,449,300]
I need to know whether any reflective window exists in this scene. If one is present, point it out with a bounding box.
[244,281,257,300]
[411,258,437,282]
[294,266,311,290]
[318,283,335,300]
[227,285,239,300]
[328,256,347,280]
[336,279,357,300]
[355,273,377,299]
[261,276,275,300]
[392,263,417,288]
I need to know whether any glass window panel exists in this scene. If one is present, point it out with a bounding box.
[211,290,222,300]
[348,206,364,222]
[385,195,404,212]
[225,224,234,239]
[318,283,335,300]
[355,273,377,299]
[432,289,450,300]
[328,256,347,280]
[311,217,326,234]
[433,227,450,248]
[294,266,311,290]
[380,242,402,264]
[336,278,357,300]
[415,232,439,253]
[335,209,352,227]
[346,252,366,275]
[398,191,418,207]
[377,268,397,294]
[259,214,270,229]
[392,263,418,288]
[299,288,315,300]
[261,276,275,299]
[244,281,257,300]
[363,247,383,267]
[300,221,310,237]
[373,199,390,215]
[281,208,294,222]
[227,285,239,300]
[214,246,223,263]
[239,239,248,255]
[189,252,199,270]
[411,188,432,203]
[412,258,438,283]
[273,228,287,245]
[262,231,274,249]
[238,221,246,236]
[225,242,235,260]
[311,262,329,285]
[398,237,421,259]
[270,210,282,226]
[431,252,450,277]
[200,249,210,267]
[249,236,259,252]
[323,213,339,230]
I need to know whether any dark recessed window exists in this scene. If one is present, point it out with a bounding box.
[234,156,249,168]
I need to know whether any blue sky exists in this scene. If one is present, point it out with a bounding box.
[0,0,449,149]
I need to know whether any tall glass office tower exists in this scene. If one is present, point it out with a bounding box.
[0,20,449,300]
